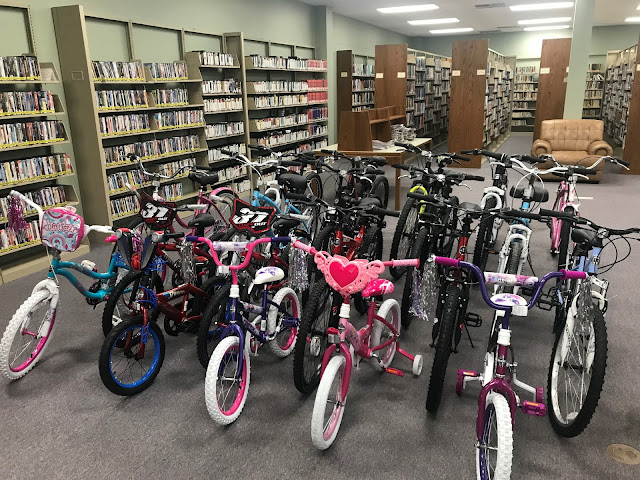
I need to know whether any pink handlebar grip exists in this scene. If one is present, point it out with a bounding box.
[293,240,315,254]
[104,235,116,243]
[391,258,419,268]
[561,269,587,280]
[434,256,459,267]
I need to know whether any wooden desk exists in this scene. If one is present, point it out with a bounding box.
[315,137,432,210]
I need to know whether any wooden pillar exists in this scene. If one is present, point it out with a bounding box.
[623,35,640,174]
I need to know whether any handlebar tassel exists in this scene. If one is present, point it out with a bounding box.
[288,245,309,291]
[409,259,438,321]
[8,195,27,232]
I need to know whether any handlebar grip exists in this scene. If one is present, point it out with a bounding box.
[390,163,407,169]
[104,235,117,243]
[434,256,459,267]
[538,208,574,220]
[220,149,234,156]
[280,160,302,167]
[572,166,597,176]
[617,158,630,167]
[287,192,314,202]
[371,207,400,218]
[519,154,545,164]
[366,169,386,176]
[321,149,335,155]
[460,150,476,155]
[391,258,419,268]
[465,174,485,182]
[364,156,387,166]
[407,191,437,202]
[502,208,541,220]
[561,269,587,280]
[293,240,313,253]
[452,154,470,162]
[271,236,291,244]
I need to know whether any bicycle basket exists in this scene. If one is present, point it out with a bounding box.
[139,192,177,229]
[40,207,85,252]
[230,199,275,234]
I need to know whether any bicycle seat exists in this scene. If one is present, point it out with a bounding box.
[278,173,307,192]
[189,172,219,186]
[253,266,285,285]
[509,184,549,203]
[272,215,301,234]
[571,227,598,246]
[188,213,217,236]
[358,197,382,208]
[362,278,394,297]
[458,202,482,218]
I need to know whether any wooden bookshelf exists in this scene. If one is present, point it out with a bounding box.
[484,51,515,148]
[582,64,605,119]
[336,50,375,131]
[374,43,407,126]
[623,36,640,174]
[602,46,636,147]
[512,63,538,132]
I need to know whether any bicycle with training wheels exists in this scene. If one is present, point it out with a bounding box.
[0,190,120,379]
[292,240,423,450]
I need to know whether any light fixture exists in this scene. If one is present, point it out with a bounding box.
[625,17,640,22]
[429,27,474,34]
[523,25,571,31]
[408,18,459,25]
[518,17,571,25]
[377,4,439,14]
[510,2,574,12]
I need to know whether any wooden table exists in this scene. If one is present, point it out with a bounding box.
[315,137,432,210]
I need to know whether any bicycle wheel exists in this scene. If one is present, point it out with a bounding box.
[205,335,250,425]
[311,354,348,450]
[298,203,320,241]
[426,283,459,413]
[389,197,418,279]
[293,278,341,394]
[473,197,497,271]
[306,171,323,199]
[0,289,56,380]
[267,287,300,357]
[476,393,513,480]
[354,226,383,314]
[371,175,390,208]
[99,314,165,396]
[210,190,238,235]
[503,241,523,294]
[196,282,231,368]
[401,226,432,328]
[370,299,399,370]
[557,208,575,271]
[547,293,607,437]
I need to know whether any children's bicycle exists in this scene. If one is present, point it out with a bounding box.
[0,191,117,379]
[294,240,423,450]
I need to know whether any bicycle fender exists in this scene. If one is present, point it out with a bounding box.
[32,278,59,303]
[209,186,236,198]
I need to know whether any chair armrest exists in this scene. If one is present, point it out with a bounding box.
[532,139,552,156]
[587,140,613,157]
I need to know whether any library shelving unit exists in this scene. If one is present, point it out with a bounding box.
[484,51,515,148]
[583,63,605,119]
[602,46,636,147]
[374,44,409,129]
[621,35,640,174]
[243,37,329,164]
[512,64,538,132]
[336,50,375,130]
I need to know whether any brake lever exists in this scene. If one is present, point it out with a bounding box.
[397,174,412,180]
[459,182,472,191]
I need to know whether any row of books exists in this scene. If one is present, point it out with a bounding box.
[111,195,140,219]
[100,114,150,136]
[247,55,327,71]
[0,186,67,222]
[352,79,374,91]
[582,108,601,118]
[107,170,147,194]
[308,79,327,90]
[156,157,196,177]
[0,120,66,147]
[202,79,242,95]
[92,61,144,81]
[208,143,246,163]
[308,124,328,136]
[0,220,40,252]
[513,92,537,101]
[217,164,248,183]
[162,182,184,201]
[104,135,202,166]
[307,92,328,103]
[513,101,535,109]
[252,113,309,131]
[204,98,243,113]
[0,153,72,185]
[152,88,189,106]
[307,106,329,121]
[253,129,310,148]
[0,55,40,80]
[154,110,204,129]
[196,51,236,68]
[0,91,55,115]
[353,92,374,105]
[584,90,602,99]
[145,62,188,80]
[252,94,307,109]
[206,122,244,139]
[250,81,312,94]
[353,64,374,76]
[583,99,601,108]
[96,89,148,111]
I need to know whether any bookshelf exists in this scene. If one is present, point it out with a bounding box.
[0,3,86,285]
[336,50,375,131]
[484,51,514,148]
[582,63,605,119]
[512,64,538,132]
[602,46,636,147]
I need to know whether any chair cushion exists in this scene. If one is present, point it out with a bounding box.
[539,119,604,152]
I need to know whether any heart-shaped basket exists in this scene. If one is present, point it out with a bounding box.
[314,251,384,296]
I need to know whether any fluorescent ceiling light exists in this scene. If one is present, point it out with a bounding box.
[523,24,570,31]
[625,17,640,22]
[429,27,474,34]
[408,18,459,25]
[518,17,571,25]
[510,2,574,12]
[377,4,439,14]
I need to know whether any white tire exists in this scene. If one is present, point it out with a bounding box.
[205,335,250,425]
[413,354,424,376]
[370,299,399,371]
[267,287,300,357]
[476,393,513,480]
[0,289,56,380]
[311,355,348,450]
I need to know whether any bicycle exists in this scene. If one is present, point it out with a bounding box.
[437,251,587,479]
[0,190,119,379]
[202,235,301,425]
[292,240,423,450]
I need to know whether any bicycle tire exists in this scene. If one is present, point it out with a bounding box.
[401,226,432,328]
[426,283,460,413]
[389,197,418,279]
[473,196,497,271]
[370,299,400,370]
[310,355,348,450]
[306,171,323,199]
[547,294,607,437]
[310,223,339,282]
[476,393,513,479]
[557,207,575,272]
[371,175,390,208]
[503,241,523,294]
[353,226,383,314]
[267,287,300,357]
[196,281,231,368]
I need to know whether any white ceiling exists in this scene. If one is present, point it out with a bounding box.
[299,0,640,36]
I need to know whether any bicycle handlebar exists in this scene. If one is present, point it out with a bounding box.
[292,240,419,268]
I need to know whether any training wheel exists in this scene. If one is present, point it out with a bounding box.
[536,386,544,404]
[412,354,424,376]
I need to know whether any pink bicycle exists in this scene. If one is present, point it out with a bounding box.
[293,241,423,450]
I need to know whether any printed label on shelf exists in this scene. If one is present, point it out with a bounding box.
[375,73,383,78]
[637,65,640,71]
[341,72,348,77]
[540,67,550,74]
[476,69,485,76]
[452,70,461,77]
[397,72,406,78]
[566,66,570,73]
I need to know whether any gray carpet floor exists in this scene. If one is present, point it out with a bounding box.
[2,132,640,479]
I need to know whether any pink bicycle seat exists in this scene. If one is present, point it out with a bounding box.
[362,278,394,298]
[314,252,385,296]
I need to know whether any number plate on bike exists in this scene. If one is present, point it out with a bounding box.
[230,199,275,234]
[139,193,177,229]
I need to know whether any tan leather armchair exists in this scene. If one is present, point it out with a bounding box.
[531,119,613,182]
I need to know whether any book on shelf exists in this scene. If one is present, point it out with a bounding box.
[0,153,72,185]
[110,194,140,219]
[107,169,147,194]
[96,89,148,111]
[162,181,184,201]
[251,113,308,131]
[0,56,40,81]
[154,110,204,129]
[104,135,202,166]
[92,60,144,82]
[0,185,67,222]
[247,55,327,71]
[145,62,188,80]
[151,88,189,106]
[0,120,66,147]
[156,157,196,177]
[353,63,374,76]
[0,219,40,252]
[100,113,150,136]
[208,143,246,163]
[0,91,56,115]
[202,79,242,95]
[204,97,243,113]
[195,51,236,67]
[206,122,244,139]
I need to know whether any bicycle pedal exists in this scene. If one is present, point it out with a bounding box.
[537,289,561,311]
[522,401,546,417]
[385,367,405,377]
[465,313,482,328]
[456,369,480,395]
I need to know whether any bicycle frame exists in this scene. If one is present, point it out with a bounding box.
[550,178,580,253]
[48,252,121,301]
